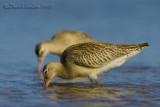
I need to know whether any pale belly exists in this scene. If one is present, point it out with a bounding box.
[69,50,141,79]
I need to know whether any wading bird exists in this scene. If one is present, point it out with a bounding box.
[43,42,149,87]
[35,30,95,72]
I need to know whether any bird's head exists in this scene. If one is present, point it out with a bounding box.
[35,42,48,72]
[43,62,57,88]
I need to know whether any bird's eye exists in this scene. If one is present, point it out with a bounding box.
[39,51,44,57]
[40,51,43,55]
[44,71,48,75]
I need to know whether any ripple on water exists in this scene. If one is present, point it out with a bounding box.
[0,65,160,107]
[37,66,160,107]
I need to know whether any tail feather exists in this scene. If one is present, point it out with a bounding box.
[138,42,149,50]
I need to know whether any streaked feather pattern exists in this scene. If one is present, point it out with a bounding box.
[61,42,149,68]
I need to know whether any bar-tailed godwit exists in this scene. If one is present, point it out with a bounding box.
[35,30,95,72]
[43,42,149,87]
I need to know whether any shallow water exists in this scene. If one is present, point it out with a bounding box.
[0,66,160,107]
[0,0,160,107]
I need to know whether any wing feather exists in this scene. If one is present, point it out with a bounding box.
[61,42,148,68]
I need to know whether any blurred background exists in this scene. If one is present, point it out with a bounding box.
[0,0,160,69]
[0,1,160,107]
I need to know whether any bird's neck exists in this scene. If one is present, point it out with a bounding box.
[44,41,63,56]
[55,63,70,79]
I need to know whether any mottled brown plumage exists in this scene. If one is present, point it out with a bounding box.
[61,42,148,68]
[43,42,149,87]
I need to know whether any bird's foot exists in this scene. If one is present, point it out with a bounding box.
[89,79,101,88]
[89,83,101,88]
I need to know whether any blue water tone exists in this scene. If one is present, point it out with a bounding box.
[0,0,160,107]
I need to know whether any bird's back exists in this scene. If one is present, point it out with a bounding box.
[61,42,149,68]
[52,30,95,43]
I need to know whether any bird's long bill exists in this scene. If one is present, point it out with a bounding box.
[43,79,50,88]
[37,59,43,72]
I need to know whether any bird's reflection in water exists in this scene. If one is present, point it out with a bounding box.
[39,77,142,107]
[37,66,158,107]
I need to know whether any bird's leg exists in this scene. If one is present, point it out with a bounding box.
[89,79,98,88]
[90,79,95,86]
[89,75,99,88]
[89,79,100,88]
[95,79,100,87]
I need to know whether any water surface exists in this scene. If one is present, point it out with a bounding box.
[0,65,160,107]
[0,0,160,107]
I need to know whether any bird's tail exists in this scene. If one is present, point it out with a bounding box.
[138,43,149,50]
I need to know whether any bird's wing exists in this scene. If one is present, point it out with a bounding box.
[61,42,148,68]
